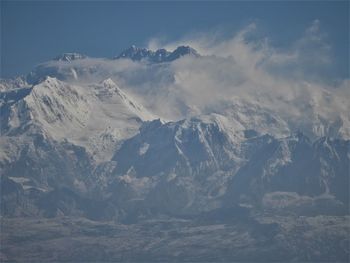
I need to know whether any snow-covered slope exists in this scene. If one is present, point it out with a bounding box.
[4,77,90,136]
[0,77,29,91]
[108,116,240,214]
[20,46,350,143]
[83,78,156,161]
[1,76,156,162]
[226,133,349,207]
[107,116,349,216]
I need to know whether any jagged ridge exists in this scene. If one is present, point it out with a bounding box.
[115,45,200,62]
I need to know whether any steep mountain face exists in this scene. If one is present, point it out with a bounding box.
[0,73,158,217]
[0,77,29,91]
[2,77,90,137]
[105,118,349,217]
[107,117,241,215]
[0,129,98,218]
[1,76,154,162]
[113,117,238,178]
[226,134,349,210]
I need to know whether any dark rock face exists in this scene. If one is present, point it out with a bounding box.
[53,53,87,62]
[115,45,200,63]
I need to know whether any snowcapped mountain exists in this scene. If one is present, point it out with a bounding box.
[20,47,350,141]
[3,77,90,136]
[1,45,349,262]
[1,76,155,163]
[104,117,348,216]
[0,76,29,91]
[1,45,349,220]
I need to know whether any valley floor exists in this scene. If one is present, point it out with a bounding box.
[1,215,349,262]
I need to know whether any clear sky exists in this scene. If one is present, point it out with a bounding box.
[1,1,349,79]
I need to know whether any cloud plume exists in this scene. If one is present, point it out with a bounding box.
[27,20,349,139]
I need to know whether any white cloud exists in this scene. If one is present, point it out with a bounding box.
[148,20,333,82]
[33,20,349,138]
[141,21,349,138]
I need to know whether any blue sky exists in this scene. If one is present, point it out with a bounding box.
[1,1,349,79]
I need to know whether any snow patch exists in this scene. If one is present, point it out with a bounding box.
[138,142,150,155]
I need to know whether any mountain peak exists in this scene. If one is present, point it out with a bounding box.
[114,45,199,63]
[53,53,87,62]
[116,46,154,61]
[101,78,117,87]
[168,45,200,60]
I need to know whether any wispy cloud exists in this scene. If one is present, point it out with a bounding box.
[35,20,349,138]
[140,20,349,137]
[148,20,333,82]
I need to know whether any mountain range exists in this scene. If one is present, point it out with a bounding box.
[1,46,349,262]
